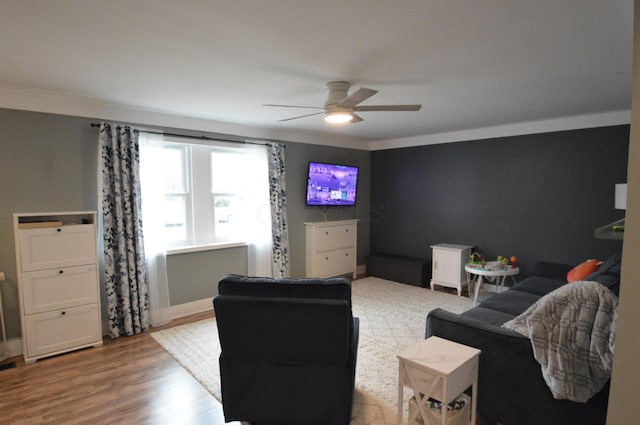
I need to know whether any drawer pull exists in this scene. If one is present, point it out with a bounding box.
[59,270,64,274]
[57,228,62,232]
[61,311,66,316]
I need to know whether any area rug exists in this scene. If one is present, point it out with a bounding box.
[150,276,473,425]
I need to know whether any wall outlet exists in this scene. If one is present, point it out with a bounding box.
[0,272,5,281]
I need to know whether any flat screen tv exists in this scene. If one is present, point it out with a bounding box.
[306,161,359,206]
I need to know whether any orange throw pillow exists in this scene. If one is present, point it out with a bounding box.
[567,259,603,282]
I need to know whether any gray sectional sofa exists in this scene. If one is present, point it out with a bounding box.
[426,253,621,425]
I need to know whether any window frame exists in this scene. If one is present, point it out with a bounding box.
[161,143,193,246]
[141,137,252,250]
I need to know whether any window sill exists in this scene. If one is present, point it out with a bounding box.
[166,241,247,255]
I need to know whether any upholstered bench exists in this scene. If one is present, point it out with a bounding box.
[366,253,429,287]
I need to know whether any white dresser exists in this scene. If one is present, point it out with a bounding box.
[305,220,358,279]
[13,211,103,363]
[430,243,474,296]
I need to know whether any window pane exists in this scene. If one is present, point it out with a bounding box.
[213,195,243,240]
[211,152,244,193]
[164,147,186,193]
[164,195,187,242]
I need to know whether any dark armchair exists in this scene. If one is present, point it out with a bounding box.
[213,274,359,425]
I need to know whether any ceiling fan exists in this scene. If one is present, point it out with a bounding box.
[264,81,422,124]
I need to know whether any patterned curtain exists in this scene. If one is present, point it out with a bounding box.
[98,123,149,338]
[268,142,290,278]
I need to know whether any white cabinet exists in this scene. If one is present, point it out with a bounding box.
[305,220,358,279]
[430,243,474,296]
[14,212,103,363]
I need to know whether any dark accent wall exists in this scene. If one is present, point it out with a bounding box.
[370,126,628,279]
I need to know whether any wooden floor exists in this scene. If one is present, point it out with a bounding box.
[0,310,492,425]
[0,311,238,425]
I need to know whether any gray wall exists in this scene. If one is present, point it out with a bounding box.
[284,142,371,278]
[1,109,99,340]
[166,246,247,305]
[0,108,371,340]
[370,125,629,279]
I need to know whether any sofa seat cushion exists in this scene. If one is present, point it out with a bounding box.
[586,252,622,296]
[510,277,566,297]
[462,306,517,326]
[479,290,542,316]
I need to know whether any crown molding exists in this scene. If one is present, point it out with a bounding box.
[368,110,631,151]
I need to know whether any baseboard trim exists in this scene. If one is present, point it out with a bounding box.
[2,337,23,358]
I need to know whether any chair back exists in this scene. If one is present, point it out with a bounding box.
[213,274,358,425]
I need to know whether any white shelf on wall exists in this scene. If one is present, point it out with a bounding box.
[594,218,625,240]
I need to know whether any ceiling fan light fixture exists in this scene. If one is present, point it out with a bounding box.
[324,110,353,124]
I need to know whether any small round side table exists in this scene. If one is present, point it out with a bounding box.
[465,263,519,305]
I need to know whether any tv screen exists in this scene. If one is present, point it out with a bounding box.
[306,161,359,206]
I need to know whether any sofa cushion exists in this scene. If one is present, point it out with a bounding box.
[479,290,542,316]
[462,306,517,326]
[590,252,622,276]
[585,252,622,296]
[510,276,567,297]
[534,262,574,280]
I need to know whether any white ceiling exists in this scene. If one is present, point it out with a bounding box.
[0,0,634,147]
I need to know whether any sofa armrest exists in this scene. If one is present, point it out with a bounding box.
[426,308,609,425]
[426,308,531,357]
[428,308,552,424]
[534,262,573,280]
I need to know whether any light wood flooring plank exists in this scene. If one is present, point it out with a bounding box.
[0,311,236,425]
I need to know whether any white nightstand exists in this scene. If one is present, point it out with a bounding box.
[398,336,481,425]
[431,244,474,296]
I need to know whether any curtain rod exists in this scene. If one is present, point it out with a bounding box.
[89,123,283,147]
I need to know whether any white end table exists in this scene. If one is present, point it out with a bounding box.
[465,264,520,305]
[398,336,481,425]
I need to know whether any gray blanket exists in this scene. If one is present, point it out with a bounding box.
[503,281,618,402]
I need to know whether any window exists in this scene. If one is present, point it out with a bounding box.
[139,135,269,249]
[210,151,248,242]
[162,145,190,243]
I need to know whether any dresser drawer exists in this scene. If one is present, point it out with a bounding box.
[22,265,99,315]
[19,224,97,272]
[24,304,102,358]
[313,248,356,277]
[313,223,356,251]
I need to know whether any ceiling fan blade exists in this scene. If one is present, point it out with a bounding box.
[278,112,324,122]
[353,104,422,111]
[263,104,324,110]
[351,113,364,123]
[337,87,378,108]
